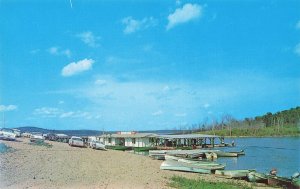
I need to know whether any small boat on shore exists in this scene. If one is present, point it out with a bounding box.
[215,169,255,179]
[149,154,165,160]
[177,158,221,166]
[160,160,211,174]
[247,171,268,183]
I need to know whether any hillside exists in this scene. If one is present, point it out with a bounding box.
[198,106,300,137]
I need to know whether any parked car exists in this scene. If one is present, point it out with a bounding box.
[0,128,16,141]
[89,140,106,150]
[30,132,45,142]
[69,136,85,147]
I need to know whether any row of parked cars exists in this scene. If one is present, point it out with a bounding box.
[0,128,106,150]
[68,136,106,150]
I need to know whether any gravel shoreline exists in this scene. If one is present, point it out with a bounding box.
[0,139,273,189]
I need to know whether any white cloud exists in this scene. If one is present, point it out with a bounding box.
[33,107,100,120]
[295,43,300,56]
[48,47,71,58]
[61,58,95,77]
[152,110,164,116]
[33,107,62,118]
[167,3,202,30]
[296,20,300,29]
[76,31,100,47]
[122,16,157,34]
[0,105,18,112]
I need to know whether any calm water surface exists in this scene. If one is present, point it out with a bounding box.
[217,137,300,177]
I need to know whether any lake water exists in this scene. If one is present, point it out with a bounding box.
[217,137,300,177]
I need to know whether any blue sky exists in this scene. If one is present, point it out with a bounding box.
[0,0,299,131]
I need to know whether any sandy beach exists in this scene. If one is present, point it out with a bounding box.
[0,138,273,189]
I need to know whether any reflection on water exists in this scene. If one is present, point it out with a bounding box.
[216,137,300,177]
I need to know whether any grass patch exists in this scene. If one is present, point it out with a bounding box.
[29,140,53,148]
[169,176,252,189]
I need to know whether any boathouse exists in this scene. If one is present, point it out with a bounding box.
[99,132,158,148]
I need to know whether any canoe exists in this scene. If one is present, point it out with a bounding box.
[247,171,268,183]
[160,160,211,174]
[215,170,256,179]
[215,151,238,157]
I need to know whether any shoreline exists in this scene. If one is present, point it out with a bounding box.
[0,138,274,189]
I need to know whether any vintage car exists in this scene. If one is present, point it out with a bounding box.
[89,140,106,150]
[30,132,45,142]
[0,128,17,141]
[69,136,85,147]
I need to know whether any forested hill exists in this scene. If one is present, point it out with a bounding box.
[199,106,300,136]
[254,106,300,127]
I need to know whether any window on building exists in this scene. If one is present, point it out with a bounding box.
[132,138,136,144]
[108,138,111,143]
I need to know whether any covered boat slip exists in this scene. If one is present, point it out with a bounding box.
[99,133,226,150]
[156,134,225,149]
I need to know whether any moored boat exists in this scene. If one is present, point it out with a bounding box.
[215,151,238,157]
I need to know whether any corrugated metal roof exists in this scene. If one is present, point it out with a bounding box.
[100,133,158,138]
[158,134,220,139]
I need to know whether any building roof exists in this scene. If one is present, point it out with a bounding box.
[100,133,158,138]
[158,134,220,139]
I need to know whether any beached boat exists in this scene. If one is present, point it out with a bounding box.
[247,171,268,183]
[178,158,222,166]
[149,154,165,160]
[165,154,181,161]
[215,151,238,157]
[160,160,211,174]
[215,169,255,179]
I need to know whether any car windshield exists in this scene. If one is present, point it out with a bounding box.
[72,137,82,141]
